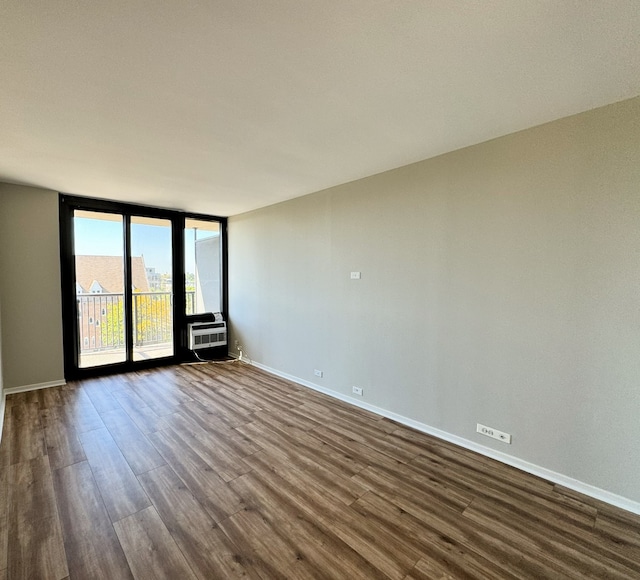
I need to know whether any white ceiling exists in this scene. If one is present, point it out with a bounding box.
[1,1,639,216]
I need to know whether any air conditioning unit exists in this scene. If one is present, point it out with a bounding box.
[188,321,227,350]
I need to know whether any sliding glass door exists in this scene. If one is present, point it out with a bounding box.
[130,216,174,362]
[71,210,176,369]
[60,194,227,379]
[74,211,127,368]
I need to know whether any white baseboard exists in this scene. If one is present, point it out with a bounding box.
[3,379,66,396]
[250,359,640,516]
[0,394,5,447]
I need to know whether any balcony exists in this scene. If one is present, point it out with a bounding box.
[77,291,195,367]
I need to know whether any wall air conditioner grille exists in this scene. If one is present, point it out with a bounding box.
[188,321,227,350]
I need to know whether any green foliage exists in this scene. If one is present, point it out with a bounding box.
[133,294,172,344]
[99,294,173,347]
[100,299,125,347]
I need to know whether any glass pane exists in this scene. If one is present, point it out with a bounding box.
[131,216,174,361]
[184,218,221,315]
[74,211,126,368]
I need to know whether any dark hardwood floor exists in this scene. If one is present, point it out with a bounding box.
[0,362,638,579]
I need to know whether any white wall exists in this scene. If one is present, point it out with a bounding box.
[0,183,65,390]
[229,96,640,504]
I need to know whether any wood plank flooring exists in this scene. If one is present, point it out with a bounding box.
[1,362,639,579]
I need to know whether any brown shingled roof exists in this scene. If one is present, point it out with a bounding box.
[75,256,150,293]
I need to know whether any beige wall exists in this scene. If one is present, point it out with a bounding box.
[0,183,65,389]
[0,295,3,395]
[229,96,640,503]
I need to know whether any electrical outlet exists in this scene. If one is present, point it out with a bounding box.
[352,386,363,396]
[476,423,512,444]
[350,271,361,279]
[314,369,323,378]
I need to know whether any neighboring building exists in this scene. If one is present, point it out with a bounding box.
[146,266,173,293]
[194,235,222,314]
[146,266,161,291]
[75,255,150,294]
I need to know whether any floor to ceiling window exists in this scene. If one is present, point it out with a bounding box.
[130,216,174,362]
[73,210,127,368]
[184,218,222,316]
[59,195,227,379]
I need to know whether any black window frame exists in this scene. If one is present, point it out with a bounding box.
[59,194,228,380]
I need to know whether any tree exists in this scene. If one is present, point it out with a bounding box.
[100,297,125,349]
[132,293,173,345]
[99,292,173,348]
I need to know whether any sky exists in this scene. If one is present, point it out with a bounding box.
[74,216,202,275]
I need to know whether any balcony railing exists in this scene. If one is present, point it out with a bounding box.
[77,291,195,353]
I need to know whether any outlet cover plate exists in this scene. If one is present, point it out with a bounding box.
[477,423,512,444]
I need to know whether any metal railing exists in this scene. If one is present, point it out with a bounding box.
[185,290,196,316]
[132,292,173,346]
[77,291,195,352]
